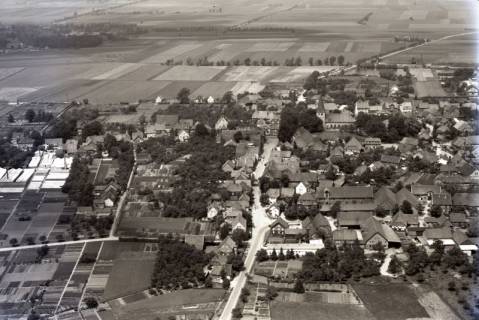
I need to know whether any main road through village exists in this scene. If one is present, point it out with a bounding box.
[217,137,277,320]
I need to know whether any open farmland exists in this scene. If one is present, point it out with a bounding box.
[271,295,375,320]
[108,288,226,320]
[153,66,226,81]
[352,284,429,320]
[0,0,475,104]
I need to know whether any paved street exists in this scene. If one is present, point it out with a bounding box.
[218,138,277,320]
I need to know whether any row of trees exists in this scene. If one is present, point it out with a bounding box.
[62,157,93,206]
[24,109,54,123]
[162,55,347,67]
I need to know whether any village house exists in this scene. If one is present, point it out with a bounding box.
[317,186,374,205]
[344,137,363,155]
[324,112,355,130]
[361,217,401,249]
[332,229,363,247]
[363,137,382,149]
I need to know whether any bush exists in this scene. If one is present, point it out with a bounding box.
[84,297,98,309]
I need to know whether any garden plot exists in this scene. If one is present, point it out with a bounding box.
[344,42,354,52]
[409,68,435,81]
[153,66,226,81]
[415,81,447,98]
[92,63,143,80]
[0,67,24,81]
[78,80,171,104]
[221,66,278,82]
[0,87,38,102]
[158,81,204,98]
[271,66,336,83]
[246,42,294,52]
[230,82,265,96]
[353,284,429,320]
[208,43,252,62]
[142,43,202,63]
[191,81,236,98]
[117,65,171,81]
[399,10,429,20]
[74,63,125,80]
[357,42,382,53]
[299,42,330,52]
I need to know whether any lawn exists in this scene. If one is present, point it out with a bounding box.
[271,300,375,320]
[103,258,156,300]
[352,283,429,320]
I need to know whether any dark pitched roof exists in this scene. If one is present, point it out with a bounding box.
[337,211,373,227]
[453,193,479,207]
[374,187,398,211]
[411,184,441,195]
[270,217,289,229]
[320,186,373,200]
[380,154,401,165]
[391,211,419,226]
[432,193,452,206]
[362,217,400,243]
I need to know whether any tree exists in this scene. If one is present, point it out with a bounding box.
[293,279,305,293]
[448,280,456,291]
[231,228,248,248]
[194,123,209,137]
[256,249,269,262]
[222,91,234,104]
[329,201,341,219]
[25,109,36,122]
[260,193,270,207]
[265,286,278,301]
[222,277,230,289]
[232,307,242,318]
[329,56,336,65]
[388,255,401,274]
[9,238,18,247]
[270,248,278,261]
[430,205,442,218]
[401,200,413,214]
[325,166,337,180]
[338,55,345,66]
[177,87,191,104]
[219,223,231,240]
[84,297,98,309]
[7,114,14,123]
[278,248,286,261]
[233,131,243,143]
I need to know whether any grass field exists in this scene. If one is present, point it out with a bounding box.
[352,284,429,320]
[103,258,156,301]
[271,299,375,320]
[109,288,225,320]
[415,80,447,98]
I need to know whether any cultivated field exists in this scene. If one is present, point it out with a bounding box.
[352,284,429,320]
[271,296,375,320]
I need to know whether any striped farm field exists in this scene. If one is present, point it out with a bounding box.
[153,66,226,81]
[299,42,331,52]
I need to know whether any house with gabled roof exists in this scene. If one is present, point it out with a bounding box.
[423,227,455,249]
[344,137,363,155]
[333,229,362,247]
[374,186,398,212]
[337,211,373,229]
[390,211,419,231]
[362,217,401,249]
[302,213,331,239]
[411,184,442,202]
